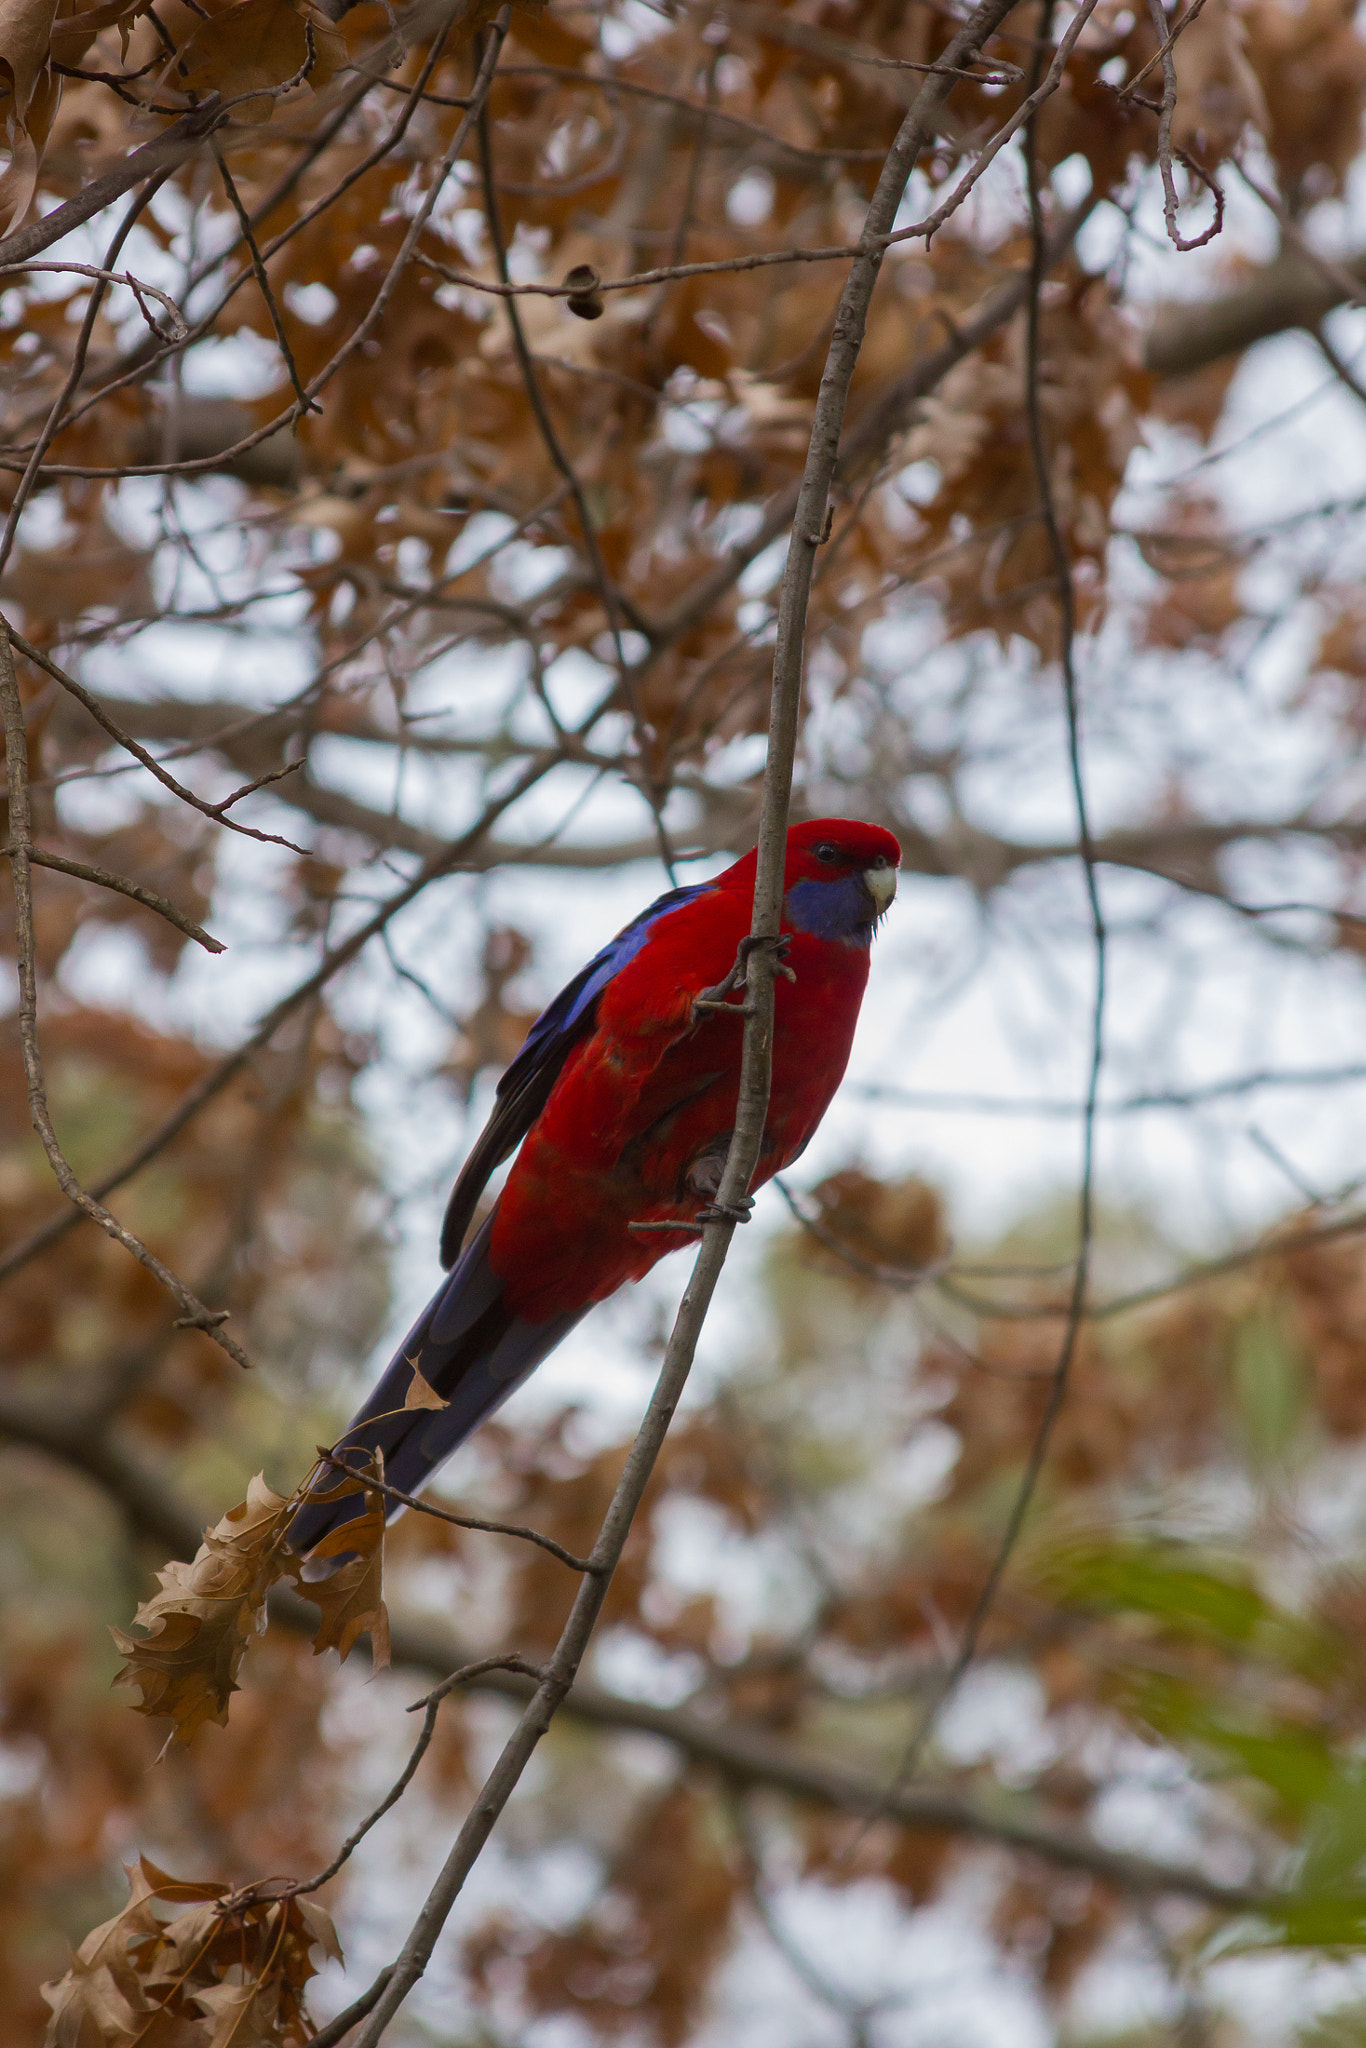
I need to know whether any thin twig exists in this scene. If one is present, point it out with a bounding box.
[1312,324,1366,407]
[940,1204,1366,1325]
[1236,158,1366,313]
[867,0,1108,1810]
[1119,0,1211,97]
[0,615,252,1371]
[855,1063,1366,1116]
[211,758,304,813]
[1141,0,1225,252]
[312,1450,596,1572]
[0,261,187,339]
[210,136,320,419]
[343,3,1026,2036]
[773,1178,947,1290]
[6,844,225,953]
[0,172,175,579]
[231,1655,544,1911]
[474,98,678,882]
[11,631,312,854]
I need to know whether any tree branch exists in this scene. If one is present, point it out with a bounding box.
[1145,246,1366,378]
[0,1393,1268,1915]
[340,4,1030,2035]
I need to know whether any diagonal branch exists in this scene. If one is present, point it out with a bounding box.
[344,1,1029,2036]
[0,1390,1271,1915]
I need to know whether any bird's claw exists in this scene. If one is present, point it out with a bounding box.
[695,1195,755,1226]
[692,995,754,1019]
[692,934,795,1022]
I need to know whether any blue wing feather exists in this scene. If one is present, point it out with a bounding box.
[288,1215,589,1553]
[437,878,712,1266]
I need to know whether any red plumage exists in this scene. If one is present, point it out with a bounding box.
[493,822,899,1318]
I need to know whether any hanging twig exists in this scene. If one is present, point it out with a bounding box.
[1,616,252,1371]
[312,1449,596,1572]
[862,0,1109,1815]
[1142,0,1226,251]
[210,136,320,419]
[8,844,225,953]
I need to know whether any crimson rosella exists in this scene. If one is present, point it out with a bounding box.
[290,818,900,1551]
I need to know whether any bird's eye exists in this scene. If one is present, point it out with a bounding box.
[815,843,839,863]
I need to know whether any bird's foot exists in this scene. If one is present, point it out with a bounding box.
[694,1195,755,1226]
[691,934,795,1023]
[692,994,755,1019]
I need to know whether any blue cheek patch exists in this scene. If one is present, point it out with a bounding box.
[785,875,873,945]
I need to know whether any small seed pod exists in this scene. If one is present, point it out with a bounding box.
[562,263,605,321]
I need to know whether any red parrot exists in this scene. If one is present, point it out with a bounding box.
[291,818,900,1550]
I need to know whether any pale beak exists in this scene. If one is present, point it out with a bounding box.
[863,862,897,913]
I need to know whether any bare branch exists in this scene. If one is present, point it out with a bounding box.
[0,97,226,268]
[0,1389,1275,1915]
[0,615,252,1369]
[345,1,1030,2034]
[9,844,225,953]
[1145,246,1366,376]
[312,1449,596,1573]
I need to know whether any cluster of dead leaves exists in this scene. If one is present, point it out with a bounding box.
[902,270,1149,656]
[42,1855,340,2048]
[113,1465,387,1748]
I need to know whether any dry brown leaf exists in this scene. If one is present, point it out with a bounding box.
[173,0,342,118]
[1171,0,1269,161]
[0,0,57,114]
[111,1475,300,1746]
[294,1455,390,1667]
[0,0,59,237]
[48,0,150,68]
[404,1357,450,1410]
[42,1855,341,2047]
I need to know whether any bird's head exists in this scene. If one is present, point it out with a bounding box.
[782,819,902,945]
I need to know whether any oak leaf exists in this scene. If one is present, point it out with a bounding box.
[42,1856,342,2047]
[294,1455,391,1668]
[111,1475,300,1745]
[174,0,342,118]
[0,0,60,235]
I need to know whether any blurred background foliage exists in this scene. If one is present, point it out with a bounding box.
[10,0,1366,2037]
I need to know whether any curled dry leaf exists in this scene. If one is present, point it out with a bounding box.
[111,1474,300,1745]
[294,1454,391,1669]
[0,0,60,232]
[172,0,343,119]
[41,1853,341,2047]
[1171,0,1269,161]
[405,1357,450,1411]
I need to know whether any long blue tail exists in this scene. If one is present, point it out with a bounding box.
[289,1215,586,1553]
